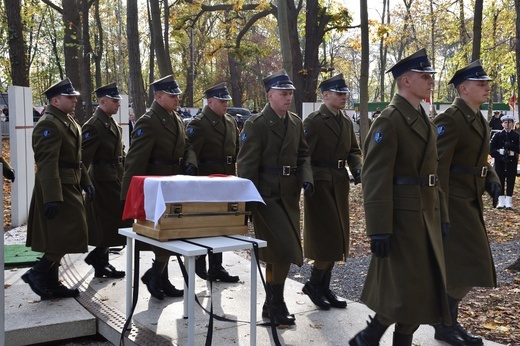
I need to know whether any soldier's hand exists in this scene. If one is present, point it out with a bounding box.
[184,163,197,176]
[370,234,391,258]
[441,222,450,239]
[5,168,15,182]
[353,169,361,185]
[303,182,314,197]
[44,201,61,220]
[83,185,95,201]
[485,182,501,208]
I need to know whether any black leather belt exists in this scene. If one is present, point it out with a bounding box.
[58,161,82,169]
[393,174,437,186]
[260,166,297,176]
[148,158,184,166]
[450,165,488,177]
[199,156,236,165]
[311,160,346,169]
[92,157,124,165]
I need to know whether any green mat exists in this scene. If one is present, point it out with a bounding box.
[4,245,42,267]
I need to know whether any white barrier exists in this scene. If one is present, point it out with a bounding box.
[8,86,35,227]
[113,94,130,150]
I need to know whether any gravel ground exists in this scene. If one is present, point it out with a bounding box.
[288,240,520,302]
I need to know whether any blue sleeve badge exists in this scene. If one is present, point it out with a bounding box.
[83,131,91,140]
[304,127,308,136]
[42,129,51,138]
[188,127,195,137]
[136,128,144,137]
[437,125,446,136]
[374,131,383,143]
[241,132,247,142]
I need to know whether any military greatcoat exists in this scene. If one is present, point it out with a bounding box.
[361,94,450,325]
[302,104,362,261]
[186,105,239,176]
[82,108,132,247]
[434,97,499,288]
[121,101,196,199]
[27,104,92,254]
[237,103,313,265]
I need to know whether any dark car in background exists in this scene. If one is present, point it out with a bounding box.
[227,107,252,130]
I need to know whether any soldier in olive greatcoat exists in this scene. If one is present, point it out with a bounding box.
[120,75,196,300]
[350,49,451,346]
[24,78,95,300]
[302,74,362,310]
[82,83,132,279]
[186,83,240,283]
[237,70,313,326]
[433,61,501,346]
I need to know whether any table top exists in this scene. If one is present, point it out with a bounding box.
[119,228,266,256]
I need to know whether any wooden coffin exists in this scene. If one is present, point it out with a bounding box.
[133,202,248,241]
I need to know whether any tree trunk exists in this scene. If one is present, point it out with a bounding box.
[276,0,292,77]
[94,0,103,88]
[127,0,146,118]
[472,0,483,61]
[515,0,520,122]
[379,0,389,102]
[149,0,172,76]
[4,0,29,86]
[359,0,370,149]
[62,0,84,121]
[81,0,93,123]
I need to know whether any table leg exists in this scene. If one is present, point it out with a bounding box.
[250,246,257,346]
[126,237,133,320]
[186,255,195,346]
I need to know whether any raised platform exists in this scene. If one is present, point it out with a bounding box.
[4,245,505,346]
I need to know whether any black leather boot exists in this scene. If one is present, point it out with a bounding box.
[349,315,389,346]
[302,267,331,309]
[47,262,79,298]
[323,270,347,308]
[392,332,413,346]
[448,296,483,345]
[433,323,466,346]
[103,250,125,278]
[263,283,296,326]
[85,247,124,278]
[161,263,183,297]
[141,260,166,300]
[208,253,239,283]
[195,255,208,280]
[21,257,54,300]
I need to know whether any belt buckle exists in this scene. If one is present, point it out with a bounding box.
[226,156,233,165]
[78,162,83,169]
[178,157,184,166]
[337,160,345,169]
[282,166,291,176]
[428,174,436,187]
[480,167,488,177]
[118,157,124,164]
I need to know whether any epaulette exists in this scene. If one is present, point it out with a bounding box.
[247,113,262,122]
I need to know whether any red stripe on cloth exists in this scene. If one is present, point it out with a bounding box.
[122,176,147,220]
